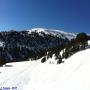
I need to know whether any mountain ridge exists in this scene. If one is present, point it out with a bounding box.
[0,28,89,65]
[0,28,71,63]
[27,28,76,40]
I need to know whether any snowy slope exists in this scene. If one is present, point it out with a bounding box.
[0,49,90,90]
[27,28,76,40]
[23,49,90,90]
[0,60,41,90]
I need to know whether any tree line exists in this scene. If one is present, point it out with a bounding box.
[41,32,90,64]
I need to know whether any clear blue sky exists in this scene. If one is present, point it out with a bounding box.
[0,0,90,33]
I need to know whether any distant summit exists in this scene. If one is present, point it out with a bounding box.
[27,28,76,40]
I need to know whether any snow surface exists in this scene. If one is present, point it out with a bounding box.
[0,41,4,47]
[0,49,90,90]
[88,40,90,45]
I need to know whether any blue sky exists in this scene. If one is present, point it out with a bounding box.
[0,0,90,33]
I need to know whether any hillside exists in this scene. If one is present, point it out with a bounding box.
[0,28,75,62]
[0,49,90,90]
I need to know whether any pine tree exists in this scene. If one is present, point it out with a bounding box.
[57,55,62,64]
[41,57,46,63]
[76,32,88,50]
[0,58,6,66]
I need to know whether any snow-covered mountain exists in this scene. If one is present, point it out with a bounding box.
[27,28,76,40]
[0,48,90,90]
[0,28,76,62]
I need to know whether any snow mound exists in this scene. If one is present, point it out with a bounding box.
[88,40,90,45]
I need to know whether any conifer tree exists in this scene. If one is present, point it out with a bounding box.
[76,32,88,50]
[0,58,6,66]
[57,55,62,64]
[41,57,46,63]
